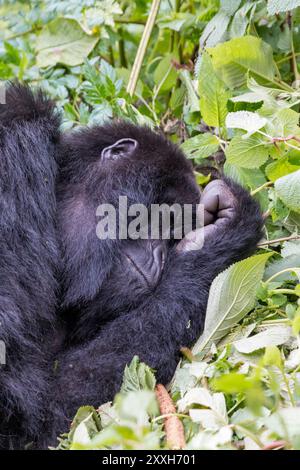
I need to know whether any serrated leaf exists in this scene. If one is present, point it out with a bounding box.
[267,0,300,15]
[36,18,98,67]
[181,133,219,161]
[225,134,270,168]
[192,253,272,355]
[199,11,230,49]
[120,356,156,394]
[224,162,266,189]
[226,111,267,136]
[198,53,230,128]
[275,170,300,213]
[209,36,276,89]
[268,108,300,137]
[234,326,291,353]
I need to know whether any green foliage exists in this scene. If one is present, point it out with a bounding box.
[192,253,272,356]
[1,0,300,451]
[36,18,99,67]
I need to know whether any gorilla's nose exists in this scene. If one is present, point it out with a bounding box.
[124,239,167,290]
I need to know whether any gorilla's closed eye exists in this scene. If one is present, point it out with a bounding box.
[101,138,138,161]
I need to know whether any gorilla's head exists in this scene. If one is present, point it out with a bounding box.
[58,121,201,336]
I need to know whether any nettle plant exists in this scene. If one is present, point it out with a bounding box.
[182,33,300,244]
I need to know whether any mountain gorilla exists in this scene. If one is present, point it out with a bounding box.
[0,83,264,448]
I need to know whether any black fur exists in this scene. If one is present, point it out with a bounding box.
[0,83,60,447]
[0,83,264,448]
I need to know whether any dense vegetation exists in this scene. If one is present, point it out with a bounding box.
[1,0,300,450]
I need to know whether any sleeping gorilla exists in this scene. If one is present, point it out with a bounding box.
[0,83,264,448]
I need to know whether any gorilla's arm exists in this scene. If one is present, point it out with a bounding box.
[0,84,60,446]
[52,178,263,438]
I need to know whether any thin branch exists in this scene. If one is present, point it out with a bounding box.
[126,0,161,96]
[258,235,300,247]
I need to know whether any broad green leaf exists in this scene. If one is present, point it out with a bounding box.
[224,162,266,189]
[154,54,178,92]
[226,111,267,135]
[120,356,156,394]
[225,134,270,168]
[199,11,230,48]
[233,326,291,353]
[263,345,282,368]
[266,157,300,182]
[267,0,300,15]
[230,92,263,104]
[268,108,300,137]
[181,133,219,161]
[213,373,253,393]
[209,36,276,89]
[36,18,98,67]
[229,2,256,38]
[275,170,300,213]
[282,240,300,257]
[192,253,272,355]
[198,53,230,128]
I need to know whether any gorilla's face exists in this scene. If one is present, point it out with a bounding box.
[58,123,201,314]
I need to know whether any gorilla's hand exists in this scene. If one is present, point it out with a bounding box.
[177,179,237,253]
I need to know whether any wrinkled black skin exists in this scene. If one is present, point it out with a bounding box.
[0,84,264,448]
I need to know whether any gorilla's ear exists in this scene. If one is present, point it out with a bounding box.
[101,138,138,160]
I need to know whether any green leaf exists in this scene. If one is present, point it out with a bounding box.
[209,36,276,89]
[268,108,300,138]
[292,310,300,336]
[68,406,101,449]
[179,70,200,113]
[120,356,156,394]
[275,170,300,214]
[267,0,300,15]
[154,54,178,92]
[199,11,230,49]
[181,133,219,162]
[198,53,230,128]
[266,408,300,449]
[225,134,270,168]
[266,157,300,182]
[213,373,252,393]
[224,162,266,189]
[234,326,291,353]
[263,345,283,369]
[36,18,98,67]
[192,253,272,355]
[226,111,267,136]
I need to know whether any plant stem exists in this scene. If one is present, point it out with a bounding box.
[258,235,300,247]
[281,367,296,406]
[251,181,273,196]
[126,0,162,96]
[266,267,300,284]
